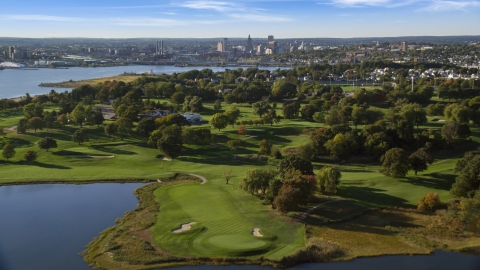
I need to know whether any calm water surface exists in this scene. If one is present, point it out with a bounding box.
[0,183,143,270]
[0,183,479,270]
[0,65,283,99]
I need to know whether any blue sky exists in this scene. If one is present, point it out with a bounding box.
[1,0,479,38]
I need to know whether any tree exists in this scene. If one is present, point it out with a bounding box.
[104,123,117,138]
[57,114,68,127]
[2,143,15,160]
[309,128,333,156]
[418,193,442,212]
[450,151,480,198]
[380,148,410,178]
[317,167,341,195]
[37,137,57,152]
[408,148,434,175]
[252,99,271,118]
[72,129,88,145]
[0,126,5,137]
[157,125,183,159]
[226,139,244,157]
[296,143,315,162]
[136,118,156,137]
[258,139,273,158]
[301,105,319,121]
[224,106,241,127]
[264,178,283,206]
[239,169,277,195]
[116,118,133,140]
[27,117,45,132]
[324,105,345,126]
[282,102,300,119]
[214,99,222,110]
[209,113,229,131]
[182,128,211,145]
[222,169,234,184]
[313,112,325,123]
[273,185,301,213]
[262,109,280,126]
[155,114,191,129]
[71,105,87,128]
[274,172,316,213]
[324,133,357,160]
[23,150,38,162]
[182,95,203,112]
[23,103,43,119]
[224,94,236,104]
[171,92,186,106]
[442,122,471,142]
[17,118,28,134]
[278,155,314,178]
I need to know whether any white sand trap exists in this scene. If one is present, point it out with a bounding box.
[67,155,114,158]
[438,120,445,122]
[172,222,196,233]
[162,157,172,161]
[251,228,263,237]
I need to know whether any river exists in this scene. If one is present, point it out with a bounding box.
[0,184,478,270]
[0,65,284,99]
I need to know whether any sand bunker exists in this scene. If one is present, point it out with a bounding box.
[251,228,263,237]
[67,155,114,158]
[172,222,196,233]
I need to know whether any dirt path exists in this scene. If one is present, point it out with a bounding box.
[292,199,338,222]
[7,125,17,131]
[185,173,207,185]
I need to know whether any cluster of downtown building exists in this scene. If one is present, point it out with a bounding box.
[216,35,307,55]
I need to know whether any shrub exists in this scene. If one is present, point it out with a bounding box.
[23,150,38,162]
[270,146,282,159]
[418,192,442,212]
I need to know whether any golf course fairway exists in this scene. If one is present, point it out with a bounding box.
[151,182,305,259]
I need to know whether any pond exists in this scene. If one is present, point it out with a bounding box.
[0,183,478,270]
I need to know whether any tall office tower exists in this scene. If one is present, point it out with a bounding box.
[245,35,253,53]
[256,44,264,55]
[217,41,224,52]
[8,46,15,58]
[155,41,159,60]
[268,35,274,42]
[160,40,164,55]
[223,38,228,51]
[401,41,407,52]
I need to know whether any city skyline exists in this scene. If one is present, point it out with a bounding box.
[0,0,479,38]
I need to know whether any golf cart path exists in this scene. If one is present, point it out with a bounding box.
[157,172,207,185]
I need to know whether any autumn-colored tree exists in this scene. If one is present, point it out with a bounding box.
[418,193,442,212]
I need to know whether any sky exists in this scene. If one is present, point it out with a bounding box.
[0,0,479,38]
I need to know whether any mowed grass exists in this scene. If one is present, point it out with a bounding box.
[151,182,304,259]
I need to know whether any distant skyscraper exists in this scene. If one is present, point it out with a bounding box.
[268,35,274,42]
[256,44,264,55]
[217,38,228,52]
[401,41,407,52]
[155,40,164,60]
[245,35,253,53]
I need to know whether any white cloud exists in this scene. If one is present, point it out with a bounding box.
[229,13,292,22]
[177,1,245,12]
[422,1,480,11]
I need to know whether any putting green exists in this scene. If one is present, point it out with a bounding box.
[204,235,268,250]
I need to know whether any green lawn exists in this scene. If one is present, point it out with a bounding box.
[151,182,304,259]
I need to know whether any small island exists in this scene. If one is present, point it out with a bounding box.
[1,67,479,269]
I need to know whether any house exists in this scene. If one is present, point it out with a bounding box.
[139,110,171,119]
[180,113,203,123]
